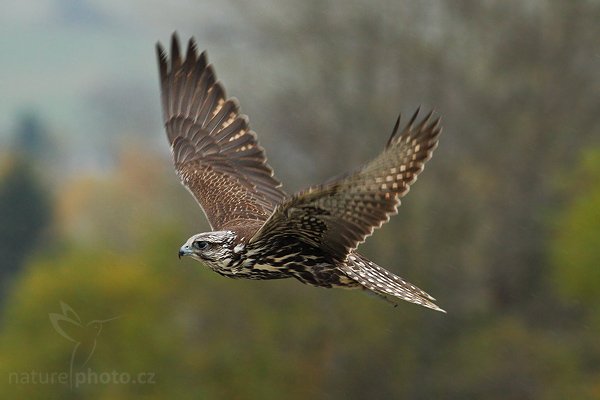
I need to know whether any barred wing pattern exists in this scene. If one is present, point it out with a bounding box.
[250,109,441,261]
[157,35,286,230]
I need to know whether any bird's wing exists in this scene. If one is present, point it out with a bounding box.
[157,34,287,230]
[249,109,441,261]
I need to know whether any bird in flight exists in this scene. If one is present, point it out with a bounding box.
[156,34,444,312]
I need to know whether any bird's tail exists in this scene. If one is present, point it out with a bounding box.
[342,253,445,313]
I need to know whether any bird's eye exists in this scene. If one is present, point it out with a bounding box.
[193,240,209,250]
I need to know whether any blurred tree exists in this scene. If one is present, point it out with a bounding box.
[12,112,51,161]
[0,112,54,302]
[447,0,600,314]
[0,158,51,299]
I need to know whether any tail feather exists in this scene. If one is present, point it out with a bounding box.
[342,252,445,313]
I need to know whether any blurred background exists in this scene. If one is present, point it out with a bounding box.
[1,0,599,398]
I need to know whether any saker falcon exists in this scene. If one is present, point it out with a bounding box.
[156,34,444,312]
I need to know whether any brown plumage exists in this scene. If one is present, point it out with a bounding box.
[250,108,440,261]
[158,33,444,312]
[157,35,286,232]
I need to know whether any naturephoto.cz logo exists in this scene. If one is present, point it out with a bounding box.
[7,301,155,388]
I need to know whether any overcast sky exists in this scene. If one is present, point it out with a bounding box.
[0,0,263,169]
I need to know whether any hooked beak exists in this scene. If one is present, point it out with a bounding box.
[178,245,192,259]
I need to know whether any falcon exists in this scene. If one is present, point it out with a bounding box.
[156,34,444,312]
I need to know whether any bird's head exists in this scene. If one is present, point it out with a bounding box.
[178,231,238,272]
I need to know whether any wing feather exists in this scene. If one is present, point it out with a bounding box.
[157,33,287,230]
[249,109,441,260]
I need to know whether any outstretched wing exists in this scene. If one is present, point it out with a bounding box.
[157,34,286,230]
[249,109,441,261]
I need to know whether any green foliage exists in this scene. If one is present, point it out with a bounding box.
[432,316,587,400]
[551,149,600,306]
[0,227,426,399]
[544,148,600,399]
